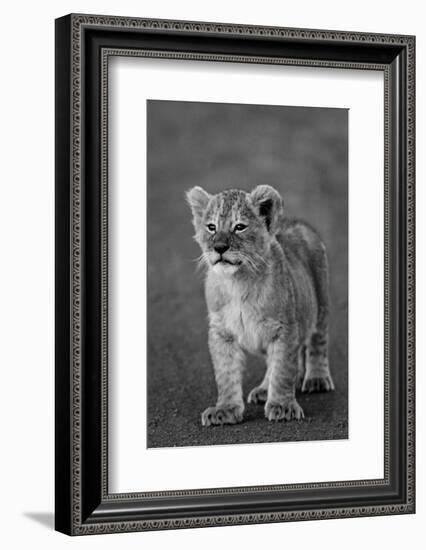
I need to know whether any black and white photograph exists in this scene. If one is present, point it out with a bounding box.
[147,99,348,448]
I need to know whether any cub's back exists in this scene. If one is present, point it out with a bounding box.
[277,218,327,271]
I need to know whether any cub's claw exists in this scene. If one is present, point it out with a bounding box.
[247,386,268,405]
[201,404,244,426]
[302,373,335,393]
[265,399,304,422]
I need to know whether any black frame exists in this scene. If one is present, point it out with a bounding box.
[55,14,415,535]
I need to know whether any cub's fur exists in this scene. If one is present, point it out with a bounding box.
[187,185,334,426]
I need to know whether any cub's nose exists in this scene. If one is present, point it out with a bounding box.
[214,242,230,255]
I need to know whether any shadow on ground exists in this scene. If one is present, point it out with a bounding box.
[24,512,54,530]
[146,100,348,448]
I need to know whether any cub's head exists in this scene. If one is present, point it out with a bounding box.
[186,185,283,277]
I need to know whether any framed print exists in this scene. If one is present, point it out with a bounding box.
[55,14,415,535]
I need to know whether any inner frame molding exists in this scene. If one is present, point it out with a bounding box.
[55,13,415,536]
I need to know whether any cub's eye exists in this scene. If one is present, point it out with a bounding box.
[234,223,248,233]
[206,223,216,233]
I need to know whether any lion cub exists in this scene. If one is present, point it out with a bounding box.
[187,185,334,426]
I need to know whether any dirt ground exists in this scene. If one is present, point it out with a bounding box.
[146,100,348,448]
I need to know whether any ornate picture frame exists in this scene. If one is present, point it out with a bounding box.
[55,13,415,535]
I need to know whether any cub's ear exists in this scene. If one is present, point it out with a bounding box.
[186,186,211,228]
[250,185,284,234]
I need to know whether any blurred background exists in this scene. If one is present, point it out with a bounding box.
[147,100,348,448]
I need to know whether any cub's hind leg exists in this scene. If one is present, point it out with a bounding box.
[296,344,307,391]
[302,242,335,393]
[302,332,334,392]
[247,361,271,405]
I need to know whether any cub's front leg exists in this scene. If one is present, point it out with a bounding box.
[265,336,304,422]
[201,328,245,426]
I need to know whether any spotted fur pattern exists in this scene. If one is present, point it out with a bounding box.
[186,185,334,426]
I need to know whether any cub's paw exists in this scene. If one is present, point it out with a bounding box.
[201,404,244,427]
[247,386,268,405]
[265,399,304,422]
[302,372,335,393]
